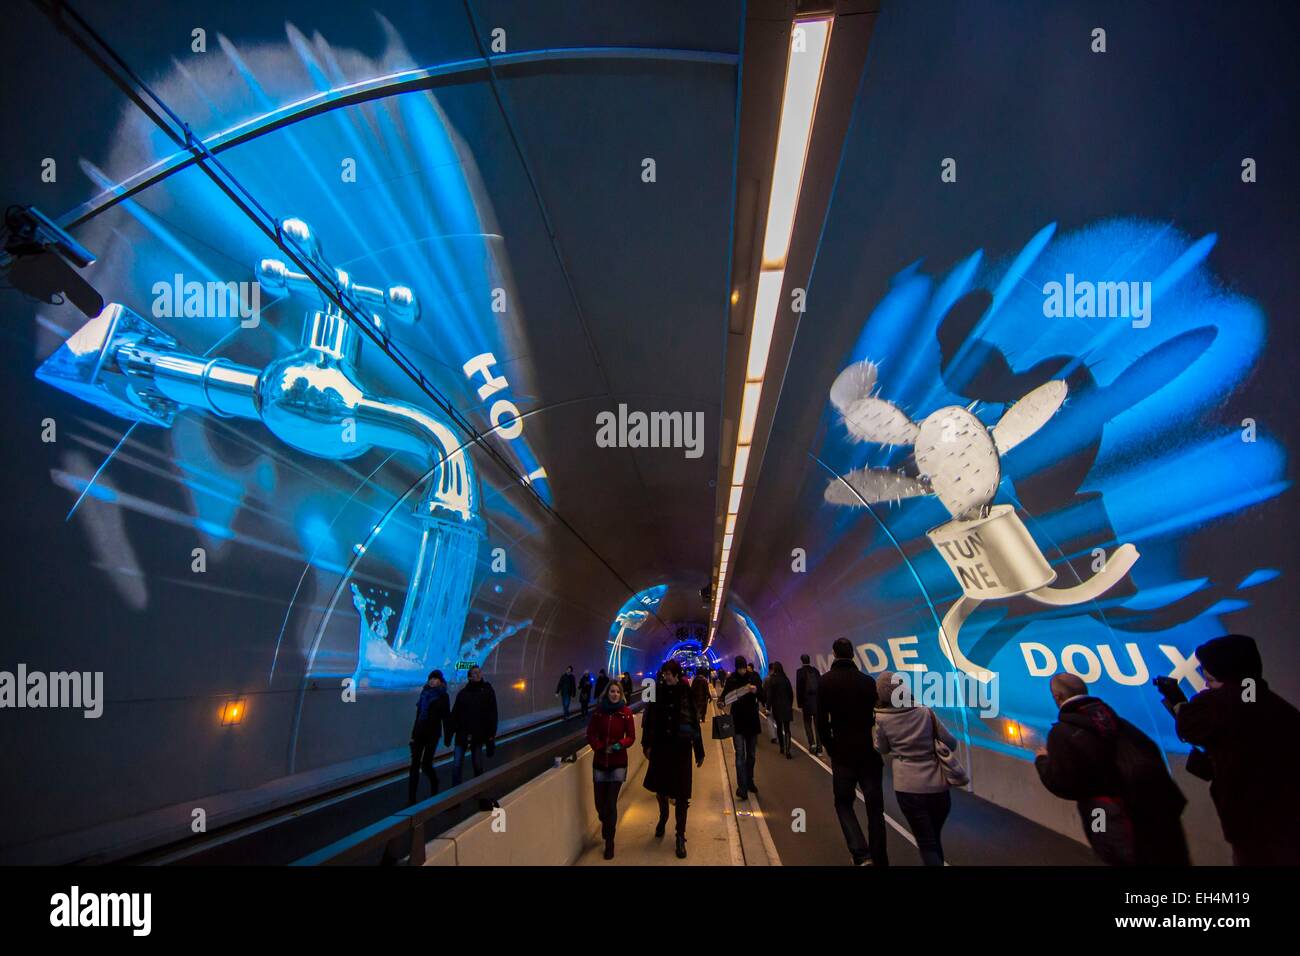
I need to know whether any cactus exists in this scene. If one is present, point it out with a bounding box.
[825,360,1068,519]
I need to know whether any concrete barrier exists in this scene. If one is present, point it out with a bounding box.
[424,716,645,866]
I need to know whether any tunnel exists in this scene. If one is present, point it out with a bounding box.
[1,0,1298,921]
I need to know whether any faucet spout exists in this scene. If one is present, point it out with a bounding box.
[354,396,477,521]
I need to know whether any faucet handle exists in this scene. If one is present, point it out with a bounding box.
[257,217,420,326]
[349,277,420,325]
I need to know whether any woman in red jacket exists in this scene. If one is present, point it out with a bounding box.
[587,679,637,859]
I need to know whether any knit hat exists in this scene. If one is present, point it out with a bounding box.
[1195,634,1263,683]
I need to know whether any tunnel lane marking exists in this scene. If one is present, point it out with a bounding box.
[788,734,952,865]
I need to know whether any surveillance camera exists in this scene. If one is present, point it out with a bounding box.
[4,205,96,268]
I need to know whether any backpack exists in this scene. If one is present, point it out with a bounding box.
[1110,718,1187,820]
[1064,711,1185,817]
[801,667,819,699]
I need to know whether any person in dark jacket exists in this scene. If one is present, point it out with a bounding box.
[587,679,637,859]
[448,666,498,785]
[408,670,450,804]
[764,662,795,759]
[796,654,822,754]
[642,659,705,858]
[594,669,610,701]
[690,670,710,723]
[620,672,634,702]
[578,671,594,718]
[1156,634,1300,865]
[1035,673,1188,866]
[556,666,577,718]
[815,638,888,866]
[722,657,765,799]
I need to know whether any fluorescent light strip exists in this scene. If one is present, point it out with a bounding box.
[711,16,831,646]
[761,18,830,268]
[746,269,785,381]
[731,445,751,488]
[738,382,762,444]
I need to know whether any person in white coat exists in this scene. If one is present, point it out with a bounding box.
[873,670,958,865]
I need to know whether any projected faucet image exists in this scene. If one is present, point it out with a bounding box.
[36,218,483,679]
[823,360,1139,681]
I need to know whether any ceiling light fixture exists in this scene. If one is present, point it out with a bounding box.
[709,16,831,648]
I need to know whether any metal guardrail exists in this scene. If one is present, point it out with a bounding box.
[294,703,644,866]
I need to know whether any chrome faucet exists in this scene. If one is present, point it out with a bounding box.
[38,218,484,670]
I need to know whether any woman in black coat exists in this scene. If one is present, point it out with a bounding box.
[764,662,796,758]
[642,660,705,859]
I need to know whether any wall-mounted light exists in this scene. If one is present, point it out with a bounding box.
[512,679,527,692]
[220,698,247,726]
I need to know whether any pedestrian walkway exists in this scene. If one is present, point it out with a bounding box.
[573,699,1095,866]
[575,708,754,865]
[754,705,1098,866]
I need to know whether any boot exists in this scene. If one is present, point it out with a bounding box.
[654,819,666,839]
[603,838,615,860]
[675,834,687,859]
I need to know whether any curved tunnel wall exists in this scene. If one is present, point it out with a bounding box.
[0,1,740,862]
[727,0,1299,863]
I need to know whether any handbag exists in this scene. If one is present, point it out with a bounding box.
[929,710,970,787]
[712,712,735,740]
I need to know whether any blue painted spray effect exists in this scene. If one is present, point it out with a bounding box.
[1113,578,1208,612]
[944,221,1056,390]
[1102,433,1288,543]
[1239,569,1280,589]
[1071,233,1219,377]
[893,250,983,402]
[809,219,1286,753]
[79,161,219,287]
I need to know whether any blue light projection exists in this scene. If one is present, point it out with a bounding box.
[814,219,1287,754]
[728,605,769,677]
[663,639,721,673]
[607,585,666,675]
[35,24,550,693]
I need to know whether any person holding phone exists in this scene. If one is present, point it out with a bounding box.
[1155,634,1300,865]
